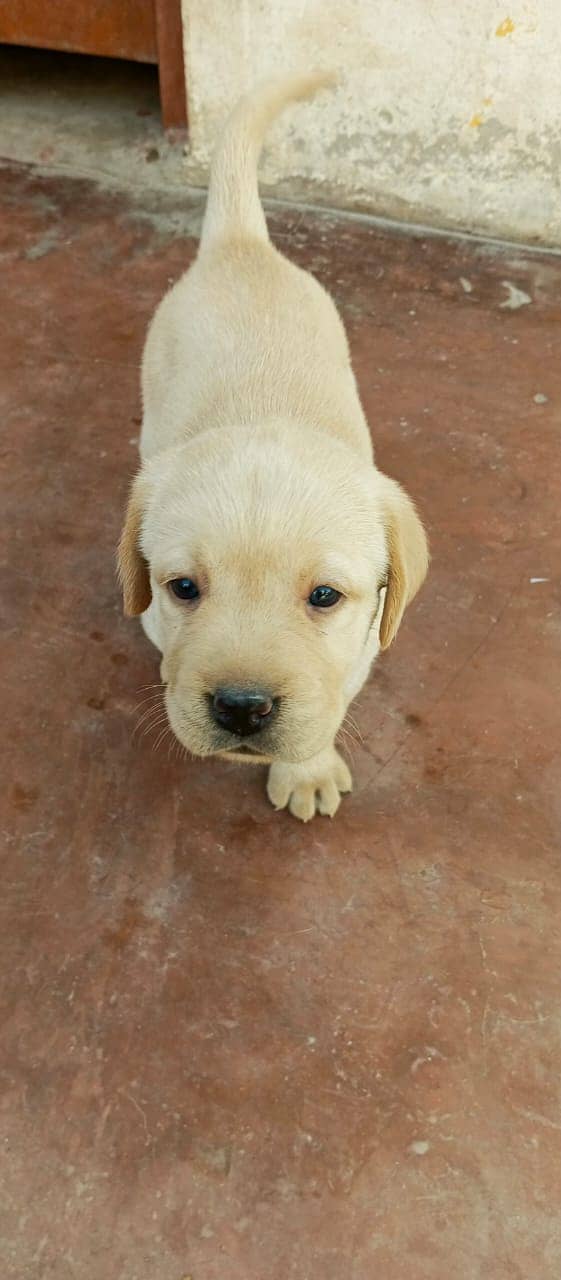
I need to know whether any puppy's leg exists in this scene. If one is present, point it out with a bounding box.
[139,602,169,682]
[267,746,352,823]
[140,602,161,651]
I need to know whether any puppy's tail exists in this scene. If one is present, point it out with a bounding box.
[199,71,337,250]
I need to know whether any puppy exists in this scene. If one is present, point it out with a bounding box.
[118,71,428,822]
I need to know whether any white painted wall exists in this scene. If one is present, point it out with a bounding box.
[181,0,559,245]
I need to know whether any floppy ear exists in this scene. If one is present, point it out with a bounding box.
[117,473,152,617]
[378,475,429,650]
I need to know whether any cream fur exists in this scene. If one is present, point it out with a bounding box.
[118,72,429,821]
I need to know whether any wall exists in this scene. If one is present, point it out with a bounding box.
[181,0,560,246]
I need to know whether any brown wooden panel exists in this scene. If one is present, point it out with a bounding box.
[0,0,158,63]
[154,0,187,128]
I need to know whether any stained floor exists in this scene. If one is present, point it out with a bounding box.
[1,161,560,1280]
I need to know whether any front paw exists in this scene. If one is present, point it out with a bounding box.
[267,747,352,822]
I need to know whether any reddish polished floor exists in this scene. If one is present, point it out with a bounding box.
[1,162,560,1280]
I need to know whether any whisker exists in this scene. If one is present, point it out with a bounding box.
[338,716,362,759]
[342,719,362,748]
[140,713,169,740]
[136,713,169,744]
[153,725,174,754]
[133,689,165,709]
[341,715,359,740]
[344,711,364,743]
[134,691,164,708]
[133,699,165,725]
[134,707,167,738]
[168,733,186,763]
[337,725,357,763]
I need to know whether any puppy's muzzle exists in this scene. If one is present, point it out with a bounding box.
[210,687,278,738]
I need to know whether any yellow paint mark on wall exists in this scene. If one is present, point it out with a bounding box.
[496,17,515,36]
[469,113,484,128]
[483,96,493,107]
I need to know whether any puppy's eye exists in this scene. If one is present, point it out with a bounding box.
[169,577,200,601]
[308,585,342,609]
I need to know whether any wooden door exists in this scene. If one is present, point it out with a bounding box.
[0,0,187,127]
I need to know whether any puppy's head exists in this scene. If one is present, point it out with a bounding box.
[118,424,428,764]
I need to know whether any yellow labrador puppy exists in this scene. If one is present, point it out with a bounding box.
[118,72,428,821]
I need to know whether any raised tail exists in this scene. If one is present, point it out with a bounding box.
[199,70,338,250]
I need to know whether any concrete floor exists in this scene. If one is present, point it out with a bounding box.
[0,47,190,200]
[1,139,561,1278]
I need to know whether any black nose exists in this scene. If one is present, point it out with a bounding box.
[211,687,276,737]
